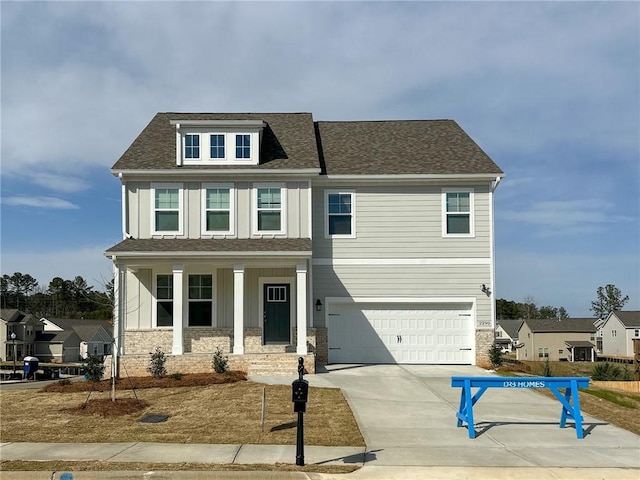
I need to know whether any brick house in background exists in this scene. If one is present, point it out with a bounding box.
[105,112,504,376]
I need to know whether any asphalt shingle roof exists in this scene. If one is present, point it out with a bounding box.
[106,238,312,255]
[522,318,597,333]
[496,319,523,339]
[611,310,640,328]
[316,120,504,175]
[112,113,320,171]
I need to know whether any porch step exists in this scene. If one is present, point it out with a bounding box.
[235,353,315,376]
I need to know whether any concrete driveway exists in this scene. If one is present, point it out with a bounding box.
[300,364,640,468]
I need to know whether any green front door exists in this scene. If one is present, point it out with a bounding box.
[263,284,290,344]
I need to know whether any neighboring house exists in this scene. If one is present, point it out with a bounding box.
[35,318,113,363]
[517,318,597,362]
[105,112,504,376]
[0,309,43,361]
[495,319,523,352]
[600,310,640,358]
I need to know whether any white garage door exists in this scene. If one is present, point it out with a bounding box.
[327,302,474,364]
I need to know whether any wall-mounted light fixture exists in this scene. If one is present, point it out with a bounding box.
[315,299,323,312]
[481,284,492,297]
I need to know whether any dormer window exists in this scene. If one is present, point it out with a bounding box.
[172,119,264,166]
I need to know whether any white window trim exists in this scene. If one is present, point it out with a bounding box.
[180,130,260,166]
[324,189,356,239]
[252,183,286,236]
[153,272,174,329]
[201,183,235,236]
[151,182,184,236]
[187,273,216,328]
[442,188,475,238]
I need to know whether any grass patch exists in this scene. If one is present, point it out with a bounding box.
[0,460,360,474]
[1,377,364,447]
[580,388,640,409]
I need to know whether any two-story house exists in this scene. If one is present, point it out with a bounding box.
[599,310,640,358]
[517,318,597,362]
[1,309,43,361]
[105,112,504,376]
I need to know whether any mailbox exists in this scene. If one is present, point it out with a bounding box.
[292,378,309,412]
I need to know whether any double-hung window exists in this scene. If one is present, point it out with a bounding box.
[210,134,225,159]
[236,134,251,159]
[254,184,285,234]
[325,190,355,237]
[538,347,549,358]
[188,274,213,326]
[442,188,474,237]
[152,183,183,235]
[156,274,173,327]
[185,134,200,159]
[202,183,234,235]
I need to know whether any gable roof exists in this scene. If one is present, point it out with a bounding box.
[43,318,113,341]
[521,318,597,333]
[0,309,36,325]
[112,112,320,171]
[608,310,640,328]
[315,120,504,176]
[496,319,523,339]
[112,113,504,177]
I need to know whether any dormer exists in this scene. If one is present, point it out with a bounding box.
[171,119,266,166]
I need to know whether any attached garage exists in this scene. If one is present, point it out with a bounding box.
[327,301,475,364]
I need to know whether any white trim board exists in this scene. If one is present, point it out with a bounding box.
[313,258,491,266]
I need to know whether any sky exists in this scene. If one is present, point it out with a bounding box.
[1,1,638,317]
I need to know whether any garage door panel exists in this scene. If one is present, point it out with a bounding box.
[327,302,474,365]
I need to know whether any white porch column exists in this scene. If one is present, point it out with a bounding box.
[112,262,126,376]
[172,264,184,355]
[296,262,308,355]
[233,264,245,354]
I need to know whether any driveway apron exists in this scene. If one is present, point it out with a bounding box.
[316,364,640,468]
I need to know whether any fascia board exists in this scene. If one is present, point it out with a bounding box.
[105,250,312,259]
[112,169,321,177]
[315,173,505,184]
[170,120,266,128]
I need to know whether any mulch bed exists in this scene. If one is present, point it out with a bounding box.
[41,371,247,393]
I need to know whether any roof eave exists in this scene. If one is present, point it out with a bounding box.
[106,250,313,259]
[111,168,321,177]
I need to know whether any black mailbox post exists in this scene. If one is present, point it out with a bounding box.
[292,357,308,466]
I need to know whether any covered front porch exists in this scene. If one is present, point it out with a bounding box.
[108,238,318,376]
[565,340,596,362]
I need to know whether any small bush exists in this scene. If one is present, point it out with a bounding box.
[541,358,553,377]
[170,372,183,380]
[489,344,503,368]
[212,347,229,374]
[147,346,167,379]
[58,378,71,386]
[83,355,105,382]
[591,362,628,381]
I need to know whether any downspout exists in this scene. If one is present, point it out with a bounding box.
[119,173,130,240]
[489,176,502,336]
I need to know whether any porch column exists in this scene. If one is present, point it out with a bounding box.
[233,264,245,354]
[296,262,308,355]
[112,262,126,375]
[172,264,184,355]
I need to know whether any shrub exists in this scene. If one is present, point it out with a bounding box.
[591,362,627,381]
[83,355,105,382]
[170,372,183,380]
[212,347,229,374]
[541,358,553,377]
[489,344,503,368]
[147,346,167,379]
[58,378,71,386]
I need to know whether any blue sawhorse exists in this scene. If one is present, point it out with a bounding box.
[451,376,590,439]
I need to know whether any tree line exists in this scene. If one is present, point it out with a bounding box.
[0,272,113,320]
[496,284,630,320]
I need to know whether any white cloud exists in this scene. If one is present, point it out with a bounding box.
[1,196,79,209]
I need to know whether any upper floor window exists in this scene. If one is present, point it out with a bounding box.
[152,183,183,235]
[210,134,225,159]
[202,183,234,235]
[236,134,251,159]
[325,190,355,238]
[185,134,200,159]
[442,188,474,237]
[253,184,285,234]
[156,274,173,327]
